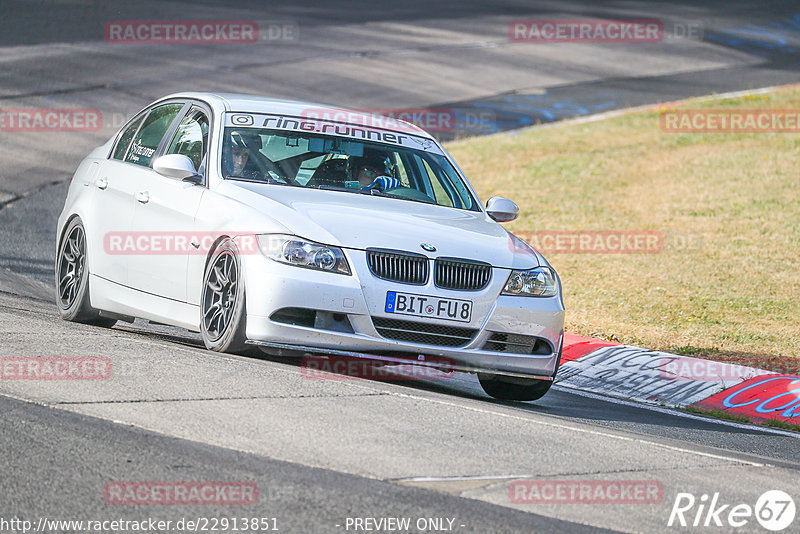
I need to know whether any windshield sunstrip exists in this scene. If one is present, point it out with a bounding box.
[225,113,442,154]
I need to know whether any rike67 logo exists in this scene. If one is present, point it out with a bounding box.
[668,490,795,531]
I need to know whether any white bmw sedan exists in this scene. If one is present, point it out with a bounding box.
[56,92,565,401]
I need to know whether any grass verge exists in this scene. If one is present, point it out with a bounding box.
[683,406,800,433]
[682,406,751,424]
[763,418,800,432]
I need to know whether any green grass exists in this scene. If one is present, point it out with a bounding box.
[763,419,800,433]
[683,406,751,424]
[683,407,800,432]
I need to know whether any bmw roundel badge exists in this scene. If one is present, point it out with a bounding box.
[420,243,436,252]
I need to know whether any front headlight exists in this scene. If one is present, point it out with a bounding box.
[502,266,557,297]
[257,234,351,275]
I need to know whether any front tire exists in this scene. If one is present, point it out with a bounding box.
[200,239,248,353]
[478,346,562,402]
[55,218,116,327]
[478,374,553,401]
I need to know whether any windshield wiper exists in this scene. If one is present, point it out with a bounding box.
[317,185,368,193]
[316,185,435,205]
[367,189,436,205]
[318,186,388,197]
[226,175,292,185]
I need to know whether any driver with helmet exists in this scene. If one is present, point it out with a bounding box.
[227,131,264,179]
[354,152,401,191]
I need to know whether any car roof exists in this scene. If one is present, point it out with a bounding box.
[161,91,434,139]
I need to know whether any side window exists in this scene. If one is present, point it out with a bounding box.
[422,158,454,207]
[413,154,475,210]
[111,115,145,160]
[165,108,209,173]
[390,152,410,187]
[124,103,184,167]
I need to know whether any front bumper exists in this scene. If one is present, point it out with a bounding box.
[242,249,565,379]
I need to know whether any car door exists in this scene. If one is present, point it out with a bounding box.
[127,105,209,302]
[85,111,147,286]
[98,101,186,290]
[88,102,184,286]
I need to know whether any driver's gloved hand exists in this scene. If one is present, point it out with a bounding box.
[362,175,401,191]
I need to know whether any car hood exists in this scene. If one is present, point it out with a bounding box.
[220,181,540,269]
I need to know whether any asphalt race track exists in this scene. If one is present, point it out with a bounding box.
[1,1,799,532]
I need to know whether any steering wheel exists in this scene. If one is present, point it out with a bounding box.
[249,151,293,183]
[306,159,350,188]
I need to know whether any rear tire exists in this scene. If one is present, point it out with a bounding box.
[200,238,248,353]
[55,218,116,327]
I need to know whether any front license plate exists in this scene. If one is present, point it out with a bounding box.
[385,291,472,323]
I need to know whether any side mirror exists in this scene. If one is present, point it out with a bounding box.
[153,154,201,183]
[486,196,519,222]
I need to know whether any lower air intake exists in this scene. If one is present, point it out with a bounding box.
[482,332,552,355]
[372,316,477,347]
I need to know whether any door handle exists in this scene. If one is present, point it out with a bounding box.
[95,178,108,190]
[135,191,150,204]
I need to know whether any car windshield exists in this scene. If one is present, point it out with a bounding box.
[220,127,479,211]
